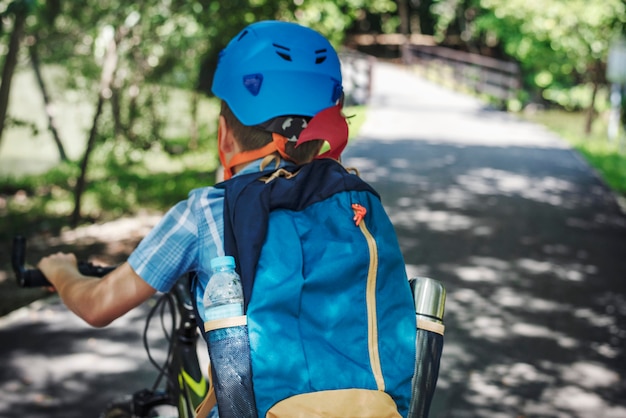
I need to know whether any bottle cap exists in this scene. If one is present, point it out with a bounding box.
[210,256,235,270]
[410,277,446,321]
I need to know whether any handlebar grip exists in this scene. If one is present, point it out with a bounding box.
[12,235,116,288]
[17,263,116,288]
[20,269,52,288]
[12,236,48,287]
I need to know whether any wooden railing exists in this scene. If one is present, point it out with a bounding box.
[409,44,521,107]
[342,34,522,108]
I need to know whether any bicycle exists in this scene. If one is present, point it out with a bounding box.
[11,235,211,418]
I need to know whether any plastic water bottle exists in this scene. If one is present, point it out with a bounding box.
[203,256,257,418]
[203,256,243,323]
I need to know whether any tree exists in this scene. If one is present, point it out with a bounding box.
[426,0,626,131]
[2,0,398,224]
[27,34,68,160]
[71,18,129,226]
[0,0,70,159]
[476,0,625,128]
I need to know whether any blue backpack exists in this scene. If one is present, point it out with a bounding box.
[212,158,416,417]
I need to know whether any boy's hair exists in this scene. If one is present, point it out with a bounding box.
[220,101,323,164]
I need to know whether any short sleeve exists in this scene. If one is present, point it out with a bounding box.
[128,198,199,292]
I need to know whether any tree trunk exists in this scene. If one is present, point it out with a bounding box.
[71,33,120,226]
[584,62,601,135]
[398,0,411,65]
[0,10,27,146]
[28,36,68,161]
[189,91,199,150]
[584,81,598,135]
[110,87,124,138]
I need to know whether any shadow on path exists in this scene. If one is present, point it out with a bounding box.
[0,294,203,418]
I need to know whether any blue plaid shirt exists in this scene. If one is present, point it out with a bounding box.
[128,158,292,321]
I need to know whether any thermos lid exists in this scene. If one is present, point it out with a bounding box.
[410,277,446,320]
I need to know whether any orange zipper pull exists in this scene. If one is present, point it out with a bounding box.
[352,203,367,226]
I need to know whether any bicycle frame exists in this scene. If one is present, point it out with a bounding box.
[168,273,209,417]
[11,236,209,418]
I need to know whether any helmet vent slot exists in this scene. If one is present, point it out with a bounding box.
[237,30,249,42]
[273,43,292,62]
[315,48,327,64]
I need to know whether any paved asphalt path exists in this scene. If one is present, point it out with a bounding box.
[342,62,626,418]
[1,61,626,418]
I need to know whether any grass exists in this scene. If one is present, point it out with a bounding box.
[0,143,220,240]
[522,110,626,198]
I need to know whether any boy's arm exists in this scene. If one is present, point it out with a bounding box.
[38,253,156,327]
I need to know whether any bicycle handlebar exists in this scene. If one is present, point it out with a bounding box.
[12,236,116,287]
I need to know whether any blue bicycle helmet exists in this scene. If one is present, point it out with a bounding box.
[211,21,343,126]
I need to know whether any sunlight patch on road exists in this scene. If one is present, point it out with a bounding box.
[499,362,552,386]
[457,168,577,207]
[561,362,620,389]
[511,323,578,348]
[44,352,139,376]
[470,315,508,340]
[454,265,499,283]
[491,287,566,312]
[426,186,484,209]
[540,385,626,417]
[390,207,476,232]
[517,258,595,282]
[573,308,616,329]
[460,360,626,418]
[467,372,508,404]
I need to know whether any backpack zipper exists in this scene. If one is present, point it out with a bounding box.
[352,204,385,392]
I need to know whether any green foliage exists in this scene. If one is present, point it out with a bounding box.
[431,0,478,42]
[345,105,367,140]
[12,0,390,153]
[542,83,610,113]
[0,160,80,238]
[82,142,218,219]
[0,137,219,238]
[474,0,626,106]
[3,0,37,16]
[428,0,626,108]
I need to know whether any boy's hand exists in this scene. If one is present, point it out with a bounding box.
[38,252,80,289]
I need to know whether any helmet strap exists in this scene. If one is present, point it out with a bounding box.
[221,134,291,180]
[220,104,348,180]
